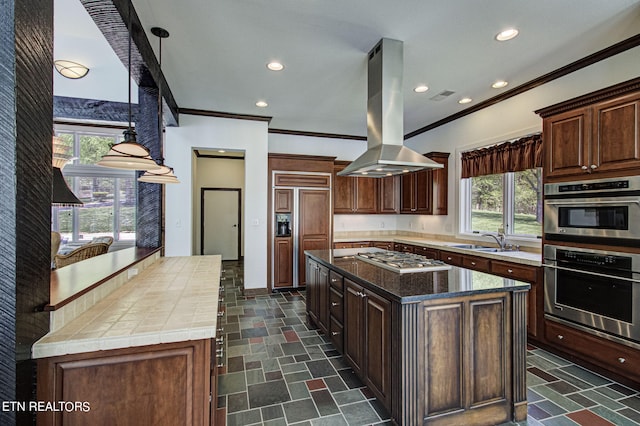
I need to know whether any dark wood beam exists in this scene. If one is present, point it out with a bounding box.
[80,0,179,126]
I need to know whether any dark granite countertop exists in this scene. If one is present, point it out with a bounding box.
[306,248,530,303]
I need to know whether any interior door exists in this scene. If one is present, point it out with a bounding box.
[202,189,240,260]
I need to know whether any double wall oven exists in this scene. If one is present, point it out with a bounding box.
[543,176,640,345]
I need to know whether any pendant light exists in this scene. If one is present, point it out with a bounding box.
[52,136,83,206]
[97,0,160,171]
[138,26,180,184]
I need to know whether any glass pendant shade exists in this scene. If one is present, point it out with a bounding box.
[138,165,180,184]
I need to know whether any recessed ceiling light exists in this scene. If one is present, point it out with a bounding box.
[495,28,519,41]
[492,80,508,89]
[255,100,268,108]
[458,97,473,104]
[414,85,429,93]
[267,62,284,71]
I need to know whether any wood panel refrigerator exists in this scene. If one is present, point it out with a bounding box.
[272,171,332,289]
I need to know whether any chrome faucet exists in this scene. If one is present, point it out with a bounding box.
[482,232,507,251]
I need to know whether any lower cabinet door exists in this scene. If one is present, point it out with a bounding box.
[344,279,364,375]
[364,290,391,408]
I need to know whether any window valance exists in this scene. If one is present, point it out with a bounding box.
[461,133,543,178]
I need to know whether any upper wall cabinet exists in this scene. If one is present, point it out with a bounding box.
[537,79,640,182]
[333,162,378,214]
[400,152,450,215]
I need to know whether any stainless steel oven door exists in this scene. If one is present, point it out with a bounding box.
[544,196,640,241]
[544,249,640,343]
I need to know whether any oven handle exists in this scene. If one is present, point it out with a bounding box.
[545,199,640,206]
[543,263,640,284]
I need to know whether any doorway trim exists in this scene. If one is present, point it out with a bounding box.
[200,187,242,259]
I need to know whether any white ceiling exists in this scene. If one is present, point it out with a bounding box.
[54,0,640,137]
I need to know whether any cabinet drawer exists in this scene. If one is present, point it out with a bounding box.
[462,256,490,271]
[329,271,344,291]
[441,252,463,266]
[490,260,538,283]
[353,242,371,248]
[372,241,393,251]
[413,245,439,259]
[334,242,354,249]
[330,287,343,323]
[545,320,640,383]
[396,244,414,253]
[329,316,344,354]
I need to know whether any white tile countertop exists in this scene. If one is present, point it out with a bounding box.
[33,255,221,359]
[334,234,541,266]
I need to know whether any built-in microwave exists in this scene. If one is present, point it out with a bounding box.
[544,176,640,246]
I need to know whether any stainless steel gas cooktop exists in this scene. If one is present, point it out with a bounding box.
[357,251,451,274]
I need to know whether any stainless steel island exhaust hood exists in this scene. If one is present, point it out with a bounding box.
[338,38,443,178]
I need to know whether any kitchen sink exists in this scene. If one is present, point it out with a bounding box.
[450,244,501,252]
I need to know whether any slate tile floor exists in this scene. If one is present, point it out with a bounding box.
[216,261,640,426]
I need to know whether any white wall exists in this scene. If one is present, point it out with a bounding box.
[165,114,268,291]
[194,157,245,256]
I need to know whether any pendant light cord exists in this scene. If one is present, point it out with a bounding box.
[128,0,133,130]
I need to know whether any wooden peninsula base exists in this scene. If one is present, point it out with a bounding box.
[306,249,529,426]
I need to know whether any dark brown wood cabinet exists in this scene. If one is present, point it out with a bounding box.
[400,168,431,214]
[537,80,640,181]
[298,189,332,286]
[273,237,293,287]
[344,278,392,407]
[413,245,439,259]
[425,152,449,215]
[378,175,400,213]
[274,188,292,213]
[333,163,378,214]
[400,151,449,215]
[372,241,394,250]
[305,254,528,425]
[306,258,330,335]
[37,339,215,425]
[545,319,640,385]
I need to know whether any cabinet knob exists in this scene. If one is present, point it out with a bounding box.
[217,326,224,333]
[216,348,224,355]
[331,278,338,283]
[331,302,339,307]
[618,357,626,364]
[590,164,598,170]
[581,165,588,171]
[557,335,564,340]
[447,257,452,261]
[507,269,513,273]
[331,331,340,336]
[471,261,476,266]
[216,337,224,344]
[218,311,225,318]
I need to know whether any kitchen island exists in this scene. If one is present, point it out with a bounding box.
[305,248,530,426]
[34,255,223,426]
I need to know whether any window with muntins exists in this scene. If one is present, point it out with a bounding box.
[52,126,136,245]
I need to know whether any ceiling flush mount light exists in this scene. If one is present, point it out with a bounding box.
[267,61,284,71]
[458,97,473,104]
[495,28,519,41]
[492,80,508,89]
[414,85,429,93]
[98,0,159,171]
[54,60,90,79]
[138,26,180,184]
[256,100,268,108]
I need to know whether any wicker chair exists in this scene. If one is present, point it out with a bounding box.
[91,236,114,247]
[54,242,110,269]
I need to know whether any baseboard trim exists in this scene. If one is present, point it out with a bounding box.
[243,288,269,297]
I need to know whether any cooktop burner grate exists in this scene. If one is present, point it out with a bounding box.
[356,250,451,273]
